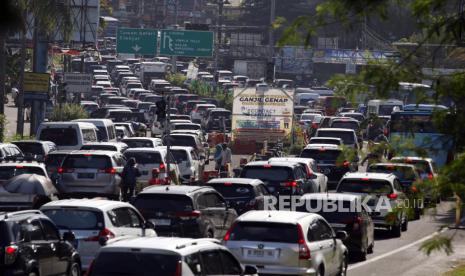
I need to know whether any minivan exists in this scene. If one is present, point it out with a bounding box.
[74,119,117,142]
[36,122,98,150]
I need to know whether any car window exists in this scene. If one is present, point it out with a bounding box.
[259,184,269,195]
[220,250,242,275]
[110,208,143,228]
[28,220,45,241]
[0,166,46,179]
[40,219,60,240]
[43,209,104,230]
[124,151,162,164]
[62,155,112,170]
[39,128,78,146]
[205,193,225,208]
[229,222,299,243]
[200,250,223,275]
[185,253,202,276]
[314,220,334,241]
[394,180,403,192]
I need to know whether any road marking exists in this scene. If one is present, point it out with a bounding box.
[348,227,449,271]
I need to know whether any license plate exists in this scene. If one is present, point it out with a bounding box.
[246,249,274,258]
[154,219,171,226]
[78,173,94,179]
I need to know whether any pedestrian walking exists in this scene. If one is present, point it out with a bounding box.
[214,143,223,171]
[120,157,141,202]
[220,143,232,177]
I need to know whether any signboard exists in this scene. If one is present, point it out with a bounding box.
[275,46,313,75]
[313,49,399,65]
[232,88,294,142]
[24,72,50,93]
[63,73,92,93]
[160,30,213,57]
[117,28,158,55]
[345,62,356,74]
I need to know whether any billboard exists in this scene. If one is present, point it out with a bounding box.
[232,88,294,142]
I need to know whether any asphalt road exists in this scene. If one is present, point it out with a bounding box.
[348,201,465,276]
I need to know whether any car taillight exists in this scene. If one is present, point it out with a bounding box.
[297,224,311,260]
[311,122,318,129]
[343,161,350,167]
[4,245,18,265]
[159,163,166,173]
[387,193,398,199]
[175,211,201,220]
[174,260,182,276]
[99,167,116,174]
[353,216,362,231]
[282,181,298,187]
[57,167,74,173]
[223,222,236,241]
[428,173,434,180]
[85,228,115,242]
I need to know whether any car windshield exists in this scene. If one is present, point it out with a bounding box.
[317,130,355,144]
[392,159,432,175]
[300,149,341,161]
[133,194,194,214]
[43,209,103,230]
[0,166,46,179]
[14,143,45,155]
[91,252,179,276]
[209,184,254,199]
[173,124,200,130]
[241,166,292,182]
[297,200,359,223]
[39,128,77,146]
[62,155,112,169]
[229,222,298,243]
[368,165,417,181]
[170,150,188,163]
[165,136,196,147]
[81,145,117,151]
[301,114,319,121]
[96,127,109,141]
[337,179,393,194]
[309,138,340,145]
[379,105,402,116]
[124,152,162,164]
[123,140,154,148]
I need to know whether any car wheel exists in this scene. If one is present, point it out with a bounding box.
[357,246,367,261]
[414,208,421,220]
[338,255,348,276]
[68,262,81,276]
[205,228,214,238]
[391,224,401,237]
[316,265,324,276]
[367,240,374,254]
[401,217,408,232]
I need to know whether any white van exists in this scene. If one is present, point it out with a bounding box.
[295,92,319,106]
[36,122,98,150]
[73,119,117,142]
[367,99,403,117]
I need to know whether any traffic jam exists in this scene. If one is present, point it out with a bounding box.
[1,47,450,276]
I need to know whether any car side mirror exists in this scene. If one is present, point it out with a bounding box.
[244,265,258,275]
[63,231,76,243]
[144,221,155,230]
[335,231,348,241]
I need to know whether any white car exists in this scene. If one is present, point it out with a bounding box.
[190,103,216,124]
[269,157,328,193]
[156,146,203,184]
[224,210,348,276]
[86,237,258,275]
[41,199,156,270]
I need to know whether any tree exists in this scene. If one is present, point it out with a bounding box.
[277,0,465,254]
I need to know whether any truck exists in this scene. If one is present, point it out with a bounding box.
[138,62,171,88]
[233,60,266,79]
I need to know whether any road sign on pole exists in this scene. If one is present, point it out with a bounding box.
[117,28,158,55]
[160,30,214,57]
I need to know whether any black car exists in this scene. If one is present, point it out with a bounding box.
[206,178,270,215]
[203,109,232,132]
[298,193,375,261]
[132,185,237,239]
[239,161,310,196]
[300,144,356,189]
[0,210,81,276]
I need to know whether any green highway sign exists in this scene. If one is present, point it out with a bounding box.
[160,30,214,57]
[117,28,158,55]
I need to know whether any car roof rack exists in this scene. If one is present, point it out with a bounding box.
[3,210,42,219]
[175,238,221,250]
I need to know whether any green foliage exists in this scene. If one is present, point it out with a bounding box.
[50,104,88,122]
[166,73,187,87]
[420,234,454,256]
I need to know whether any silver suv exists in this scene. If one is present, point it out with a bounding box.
[41,199,156,271]
[56,151,126,200]
[223,210,348,276]
[86,237,258,275]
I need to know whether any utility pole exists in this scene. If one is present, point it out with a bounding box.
[269,0,276,47]
[16,26,27,137]
[0,33,5,142]
[165,95,171,181]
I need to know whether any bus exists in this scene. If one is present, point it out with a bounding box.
[316,96,347,116]
[367,99,403,117]
[388,104,453,167]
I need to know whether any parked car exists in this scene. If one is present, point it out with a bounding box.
[336,172,409,237]
[156,146,203,184]
[86,237,258,276]
[132,185,238,239]
[56,151,126,200]
[36,122,98,150]
[41,199,156,270]
[0,161,50,185]
[0,210,81,276]
[12,140,57,161]
[223,210,348,276]
[206,178,270,215]
[0,143,24,160]
[298,193,375,260]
